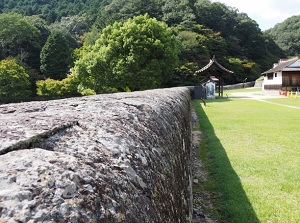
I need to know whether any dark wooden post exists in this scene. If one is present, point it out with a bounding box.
[194,57,233,98]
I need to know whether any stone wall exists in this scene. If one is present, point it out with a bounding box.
[223,81,255,90]
[0,87,192,223]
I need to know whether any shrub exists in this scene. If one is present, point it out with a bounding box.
[0,59,31,103]
[36,74,79,97]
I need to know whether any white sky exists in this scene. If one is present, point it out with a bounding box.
[212,0,300,30]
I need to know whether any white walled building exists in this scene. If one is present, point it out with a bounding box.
[262,57,300,91]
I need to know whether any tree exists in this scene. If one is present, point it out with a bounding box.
[0,13,40,60]
[25,15,51,71]
[50,14,93,47]
[40,30,72,80]
[265,15,300,56]
[0,0,287,86]
[227,57,260,84]
[162,0,196,28]
[75,14,179,93]
[36,74,79,98]
[0,14,49,97]
[0,59,31,103]
[95,0,164,30]
[166,24,228,87]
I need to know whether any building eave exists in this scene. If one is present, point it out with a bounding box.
[262,57,300,75]
[194,56,234,76]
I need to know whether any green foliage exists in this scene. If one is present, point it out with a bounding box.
[81,26,102,46]
[227,57,260,83]
[169,24,228,85]
[194,1,285,72]
[161,0,196,27]
[92,0,281,84]
[24,15,51,71]
[40,30,72,80]
[265,15,300,56]
[0,0,289,88]
[75,14,179,93]
[95,0,163,30]
[1,0,103,22]
[194,1,238,38]
[0,13,40,61]
[36,74,79,97]
[257,33,286,71]
[178,25,227,61]
[168,62,199,87]
[0,59,31,103]
[50,14,93,47]
[80,88,96,96]
[0,13,51,96]
[177,28,209,61]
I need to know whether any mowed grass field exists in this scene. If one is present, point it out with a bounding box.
[194,89,300,223]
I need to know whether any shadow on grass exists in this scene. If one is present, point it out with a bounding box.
[194,100,260,223]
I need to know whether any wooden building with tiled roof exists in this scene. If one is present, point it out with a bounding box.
[262,57,300,91]
[194,56,233,97]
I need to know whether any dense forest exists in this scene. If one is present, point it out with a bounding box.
[0,0,291,103]
[265,15,300,56]
[0,0,104,22]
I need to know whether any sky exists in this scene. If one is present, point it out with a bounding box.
[212,0,300,30]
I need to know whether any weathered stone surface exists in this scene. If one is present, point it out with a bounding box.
[0,87,192,223]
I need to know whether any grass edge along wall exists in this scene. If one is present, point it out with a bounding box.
[193,96,300,223]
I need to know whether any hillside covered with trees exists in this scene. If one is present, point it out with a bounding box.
[0,0,104,23]
[264,15,300,57]
[0,0,288,103]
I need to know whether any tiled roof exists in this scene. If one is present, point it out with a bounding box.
[262,57,300,74]
[194,56,233,75]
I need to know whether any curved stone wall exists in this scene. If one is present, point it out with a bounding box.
[0,87,192,223]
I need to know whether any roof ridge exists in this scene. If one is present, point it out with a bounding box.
[214,59,233,73]
[262,57,300,74]
[194,57,233,75]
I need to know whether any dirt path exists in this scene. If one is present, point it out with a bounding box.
[229,90,300,110]
[229,90,283,100]
[191,109,219,223]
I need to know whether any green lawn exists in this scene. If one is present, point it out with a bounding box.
[265,98,300,109]
[194,97,300,223]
